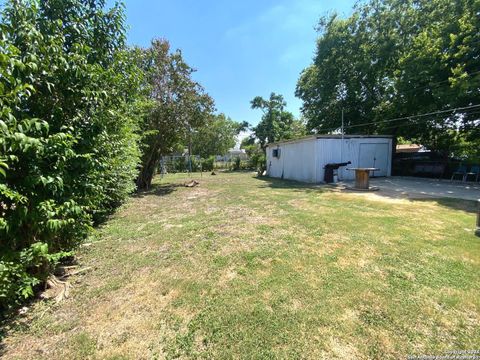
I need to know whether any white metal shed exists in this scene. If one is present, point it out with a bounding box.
[266,135,393,183]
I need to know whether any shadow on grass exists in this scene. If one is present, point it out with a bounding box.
[0,325,5,356]
[0,317,20,356]
[0,296,40,357]
[133,182,183,199]
[254,175,326,194]
[347,185,478,214]
[413,197,478,214]
[220,169,256,174]
[254,176,478,214]
[343,186,478,214]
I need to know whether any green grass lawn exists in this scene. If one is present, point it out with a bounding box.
[2,172,479,359]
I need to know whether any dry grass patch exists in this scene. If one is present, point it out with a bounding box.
[1,172,479,359]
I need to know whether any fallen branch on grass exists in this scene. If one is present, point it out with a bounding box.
[42,276,71,303]
[41,267,92,303]
[184,180,200,187]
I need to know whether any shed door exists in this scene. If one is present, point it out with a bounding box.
[358,143,389,177]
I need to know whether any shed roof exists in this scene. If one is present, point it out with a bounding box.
[266,134,393,147]
[396,144,424,153]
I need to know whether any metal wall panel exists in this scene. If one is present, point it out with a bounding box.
[266,138,316,182]
[316,138,392,181]
[268,137,392,183]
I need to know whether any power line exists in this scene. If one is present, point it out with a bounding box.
[377,112,480,132]
[350,104,480,128]
[319,70,480,133]
[321,104,480,133]
[338,109,480,135]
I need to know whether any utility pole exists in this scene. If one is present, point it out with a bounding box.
[188,127,192,173]
[340,108,344,180]
[341,108,344,138]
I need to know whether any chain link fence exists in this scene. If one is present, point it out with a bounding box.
[158,155,252,176]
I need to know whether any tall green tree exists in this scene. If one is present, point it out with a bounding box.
[191,114,247,158]
[0,0,142,309]
[296,0,480,156]
[251,93,306,149]
[136,39,214,189]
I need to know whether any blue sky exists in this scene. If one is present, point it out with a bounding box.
[115,0,356,126]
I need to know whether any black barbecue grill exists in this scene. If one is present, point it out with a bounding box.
[324,161,351,183]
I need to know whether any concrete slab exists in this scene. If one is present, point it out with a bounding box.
[340,176,480,201]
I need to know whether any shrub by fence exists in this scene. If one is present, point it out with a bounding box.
[158,155,256,175]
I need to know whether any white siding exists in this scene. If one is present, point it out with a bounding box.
[358,143,390,177]
[266,146,283,178]
[315,139,344,182]
[267,136,392,183]
[266,138,316,182]
[315,138,392,181]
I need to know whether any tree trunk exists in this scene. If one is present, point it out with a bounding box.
[136,144,162,190]
[136,155,160,190]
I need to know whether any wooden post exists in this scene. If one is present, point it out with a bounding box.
[355,169,370,189]
[476,199,480,237]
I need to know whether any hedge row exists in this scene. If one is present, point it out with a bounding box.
[0,0,143,312]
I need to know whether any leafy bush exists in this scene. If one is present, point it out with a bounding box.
[171,157,201,173]
[243,144,266,173]
[173,157,188,173]
[201,156,215,172]
[0,243,72,309]
[252,154,267,174]
[230,156,241,171]
[0,0,142,311]
[190,157,201,172]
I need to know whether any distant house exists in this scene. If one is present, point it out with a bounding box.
[396,144,427,153]
[216,149,248,162]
